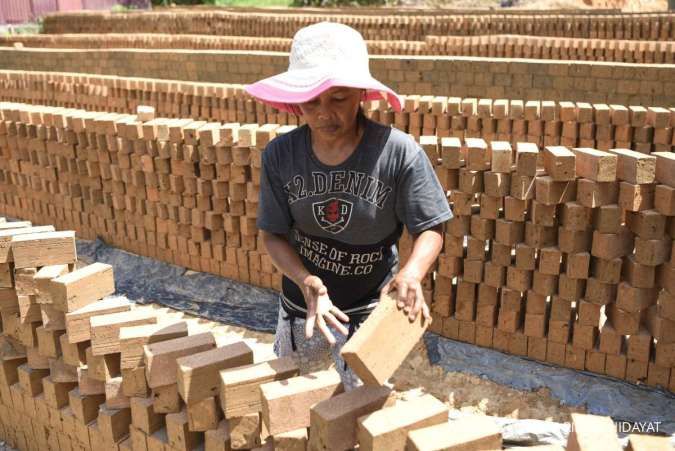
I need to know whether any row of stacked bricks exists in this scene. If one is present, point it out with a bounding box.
[41,11,675,41]
[0,218,519,451]
[0,224,670,451]
[424,136,675,391]
[0,99,674,393]
[1,35,674,64]
[1,72,674,154]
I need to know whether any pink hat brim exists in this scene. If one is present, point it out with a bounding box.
[244,71,402,115]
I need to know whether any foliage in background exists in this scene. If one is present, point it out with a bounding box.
[150,0,388,6]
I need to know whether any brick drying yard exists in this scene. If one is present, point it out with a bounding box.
[0,5,674,451]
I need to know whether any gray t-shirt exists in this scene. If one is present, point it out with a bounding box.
[257,116,452,318]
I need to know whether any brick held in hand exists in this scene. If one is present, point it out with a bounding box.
[341,290,430,386]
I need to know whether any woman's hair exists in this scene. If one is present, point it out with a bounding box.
[356,105,367,136]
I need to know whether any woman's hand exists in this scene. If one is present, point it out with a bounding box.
[302,275,349,345]
[382,269,431,324]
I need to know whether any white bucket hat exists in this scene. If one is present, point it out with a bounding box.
[244,21,402,115]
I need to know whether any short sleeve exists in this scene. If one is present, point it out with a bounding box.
[395,149,453,235]
[256,145,293,234]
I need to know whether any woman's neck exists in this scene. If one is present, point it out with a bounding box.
[311,118,365,166]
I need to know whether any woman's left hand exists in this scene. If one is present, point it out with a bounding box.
[381,270,431,324]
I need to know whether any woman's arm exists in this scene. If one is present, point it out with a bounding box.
[260,230,311,287]
[260,230,349,343]
[382,223,444,322]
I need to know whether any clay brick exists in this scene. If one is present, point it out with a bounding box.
[490,141,512,173]
[356,394,448,451]
[576,179,618,208]
[273,428,308,451]
[406,415,502,451]
[634,236,671,266]
[627,434,674,451]
[535,176,576,205]
[176,341,253,404]
[527,336,548,361]
[66,297,132,344]
[440,137,464,169]
[119,321,188,370]
[10,231,77,269]
[341,291,429,386]
[607,148,655,184]
[465,138,489,171]
[542,146,575,181]
[653,152,675,188]
[606,304,642,335]
[558,228,592,254]
[131,396,164,435]
[591,229,633,260]
[532,271,558,296]
[625,210,666,239]
[98,404,132,444]
[654,184,675,215]
[585,349,606,374]
[616,282,658,312]
[205,420,230,451]
[566,413,621,451]
[91,310,158,356]
[260,369,342,436]
[546,341,566,366]
[619,181,655,212]
[144,332,216,389]
[565,344,586,370]
[572,148,617,182]
[48,263,115,313]
[646,306,675,344]
[166,408,202,450]
[509,174,538,200]
[152,383,181,414]
[309,385,391,451]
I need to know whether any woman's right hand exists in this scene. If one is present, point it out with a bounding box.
[302,275,349,345]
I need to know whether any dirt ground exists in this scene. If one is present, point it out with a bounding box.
[138,302,584,425]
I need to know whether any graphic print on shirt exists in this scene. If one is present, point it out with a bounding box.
[312,198,354,234]
[283,171,393,208]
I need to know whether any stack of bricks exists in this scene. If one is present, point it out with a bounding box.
[425,135,675,392]
[2,34,673,64]
[41,10,675,41]
[1,73,673,153]
[0,227,671,451]
[0,218,520,451]
[424,35,675,63]
[0,100,674,394]
[2,47,675,106]
[0,34,429,58]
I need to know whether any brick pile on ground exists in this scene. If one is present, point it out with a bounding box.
[0,219,671,450]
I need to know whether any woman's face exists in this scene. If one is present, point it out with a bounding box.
[298,87,363,142]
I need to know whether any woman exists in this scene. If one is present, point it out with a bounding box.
[245,22,452,390]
